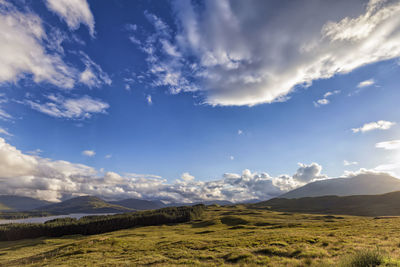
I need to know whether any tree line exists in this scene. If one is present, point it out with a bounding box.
[0,205,205,241]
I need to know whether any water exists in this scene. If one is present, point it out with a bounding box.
[0,213,114,225]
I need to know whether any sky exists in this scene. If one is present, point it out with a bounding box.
[0,0,400,202]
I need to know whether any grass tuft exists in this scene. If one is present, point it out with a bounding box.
[340,249,384,267]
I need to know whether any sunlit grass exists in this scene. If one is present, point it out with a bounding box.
[1,205,400,266]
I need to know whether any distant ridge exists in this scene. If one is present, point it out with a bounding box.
[280,173,400,199]
[0,195,51,211]
[110,198,165,210]
[37,196,133,214]
[254,191,400,216]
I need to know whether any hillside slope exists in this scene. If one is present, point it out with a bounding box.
[280,172,400,199]
[110,198,165,210]
[255,190,400,216]
[38,196,133,214]
[0,195,51,211]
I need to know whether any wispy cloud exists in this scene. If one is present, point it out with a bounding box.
[0,1,76,88]
[352,120,395,133]
[45,0,95,37]
[357,79,375,88]
[0,128,12,137]
[26,94,109,120]
[314,90,340,107]
[130,0,400,106]
[376,140,400,150]
[344,160,358,166]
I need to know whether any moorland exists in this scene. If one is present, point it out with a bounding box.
[1,204,399,266]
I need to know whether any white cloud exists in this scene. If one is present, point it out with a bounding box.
[314,98,330,107]
[0,138,332,202]
[146,95,152,105]
[292,162,327,183]
[323,90,340,98]
[26,94,109,119]
[82,150,95,157]
[238,129,243,135]
[344,160,358,166]
[357,79,375,88]
[230,155,234,160]
[45,0,95,37]
[314,90,341,107]
[181,172,194,182]
[0,1,76,88]
[135,0,400,106]
[105,154,112,159]
[0,128,12,137]
[376,140,400,150]
[352,120,395,133]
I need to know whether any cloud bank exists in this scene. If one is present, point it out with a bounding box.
[0,138,329,203]
[132,0,400,106]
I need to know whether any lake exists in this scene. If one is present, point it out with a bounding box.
[0,213,114,224]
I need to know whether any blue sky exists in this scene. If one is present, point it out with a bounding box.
[0,0,400,202]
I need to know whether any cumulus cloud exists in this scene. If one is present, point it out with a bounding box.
[357,79,375,88]
[82,150,95,157]
[180,172,194,182]
[0,138,331,202]
[132,0,400,106]
[25,94,109,119]
[45,0,95,37]
[0,1,76,88]
[352,120,395,133]
[292,162,327,183]
[376,140,400,150]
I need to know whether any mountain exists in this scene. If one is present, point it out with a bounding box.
[280,173,400,199]
[254,191,400,216]
[0,195,52,211]
[110,198,165,210]
[38,196,134,214]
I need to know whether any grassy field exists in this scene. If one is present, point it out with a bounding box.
[1,205,400,266]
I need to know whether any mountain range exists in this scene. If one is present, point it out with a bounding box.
[279,172,400,199]
[2,172,400,215]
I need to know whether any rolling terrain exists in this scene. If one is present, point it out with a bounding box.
[36,196,133,214]
[1,205,400,266]
[255,191,400,216]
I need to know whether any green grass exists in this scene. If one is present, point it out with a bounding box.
[1,205,400,266]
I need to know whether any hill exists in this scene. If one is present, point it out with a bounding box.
[38,196,133,214]
[254,190,400,216]
[110,198,165,210]
[280,172,400,199]
[0,195,51,211]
